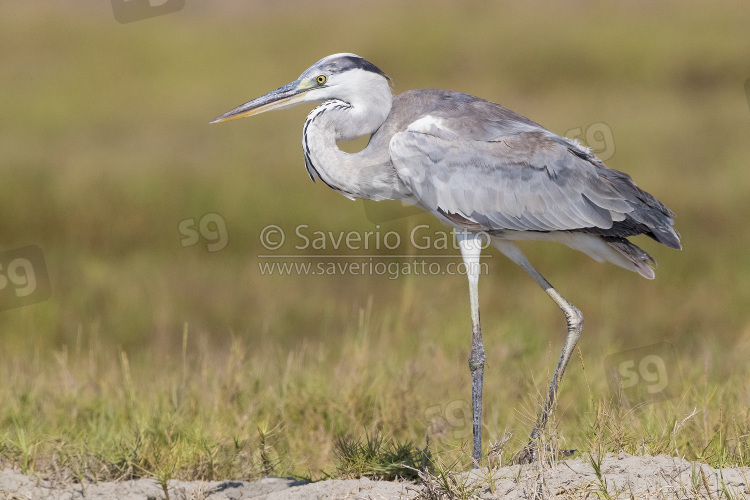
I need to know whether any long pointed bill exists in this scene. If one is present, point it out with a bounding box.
[210,80,312,124]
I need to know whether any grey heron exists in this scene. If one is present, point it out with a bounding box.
[211,53,681,466]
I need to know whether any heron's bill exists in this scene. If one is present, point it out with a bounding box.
[210,80,312,124]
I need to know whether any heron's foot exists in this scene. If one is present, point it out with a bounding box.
[513,442,577,465]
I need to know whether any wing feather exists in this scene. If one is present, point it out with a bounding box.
[390,118,679,248]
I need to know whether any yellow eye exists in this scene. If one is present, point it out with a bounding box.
[316,75,327,85]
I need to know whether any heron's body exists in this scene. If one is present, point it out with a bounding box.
[212,53,681,465]
[302,86,679,279]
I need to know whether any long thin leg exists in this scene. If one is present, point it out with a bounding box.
[493,240,583,461]
[456,230,486,467]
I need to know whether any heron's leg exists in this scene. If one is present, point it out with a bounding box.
[493,240,583,460]
[456,230,486,467]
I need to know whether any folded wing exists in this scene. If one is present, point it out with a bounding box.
[389,111,680,250]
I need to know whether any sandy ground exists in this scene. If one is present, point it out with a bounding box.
[2,453,749,499]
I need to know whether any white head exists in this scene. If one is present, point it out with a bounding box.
[211,53,393,135]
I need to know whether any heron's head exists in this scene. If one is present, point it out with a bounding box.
[211,53,393,124]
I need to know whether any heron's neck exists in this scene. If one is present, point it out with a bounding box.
[303,99,406,201]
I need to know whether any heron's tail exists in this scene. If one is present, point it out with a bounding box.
[603,237,656,280]
[493,231,661,279]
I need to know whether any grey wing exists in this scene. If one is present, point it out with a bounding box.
[389,117,680,249]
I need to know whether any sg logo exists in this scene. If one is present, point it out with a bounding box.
[424,400,471,439]
[604,342,682,407]
[0,246,52,312]
[178,213,229,252]
[111,0,185,24]
[565,122,616,161]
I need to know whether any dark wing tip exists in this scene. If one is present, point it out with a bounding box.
[653,222,682,250]
[604,237,657,279]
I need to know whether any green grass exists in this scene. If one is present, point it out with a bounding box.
[332,431,426,480]
[1,0,750,485]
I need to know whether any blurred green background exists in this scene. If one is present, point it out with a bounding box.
[2,0,750,476]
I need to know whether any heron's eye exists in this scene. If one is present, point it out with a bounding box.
[316,75,327,85]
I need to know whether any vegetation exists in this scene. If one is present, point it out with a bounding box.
[1,0,749,485]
